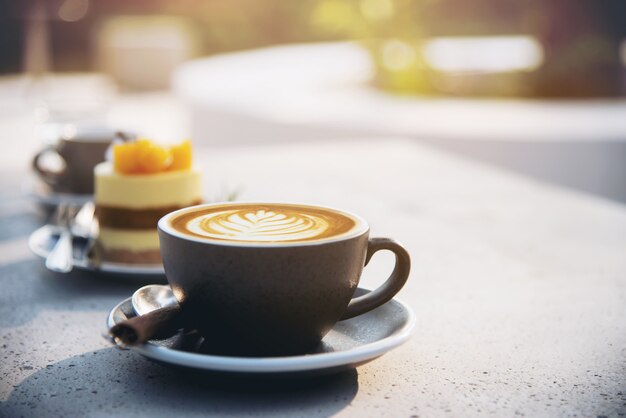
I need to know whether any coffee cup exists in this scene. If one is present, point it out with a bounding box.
[158,202,411,356]
[32,126,132,195]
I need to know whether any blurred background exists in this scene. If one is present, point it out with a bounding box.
[1,0,625,201]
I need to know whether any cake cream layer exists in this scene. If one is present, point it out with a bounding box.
[94,162,202,209]
[98,227,160,251]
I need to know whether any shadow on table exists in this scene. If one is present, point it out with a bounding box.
[2,347,359,417]
[0,258,159,328]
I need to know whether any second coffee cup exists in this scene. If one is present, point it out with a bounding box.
[32,126,131,195]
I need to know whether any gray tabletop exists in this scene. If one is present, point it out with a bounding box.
[1,138,625,417]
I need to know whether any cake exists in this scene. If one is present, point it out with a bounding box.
[94,139,202,263]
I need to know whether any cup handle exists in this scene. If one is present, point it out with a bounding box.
[32,146,66,187]
[341,237,411,320]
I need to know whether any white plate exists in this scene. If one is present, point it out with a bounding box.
[29,224,165,277]
[107,290,415,378]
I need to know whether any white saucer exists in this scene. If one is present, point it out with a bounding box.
[107,289,415,378]
[29,224,165,277]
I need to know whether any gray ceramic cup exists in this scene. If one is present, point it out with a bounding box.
[158,203,411,356]
[32,127,131,194]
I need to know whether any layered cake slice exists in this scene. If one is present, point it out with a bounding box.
[95,139,202,263]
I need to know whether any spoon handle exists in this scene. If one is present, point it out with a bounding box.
[45,228,74,273]
[109,305,184,347]
[71,201,96,238]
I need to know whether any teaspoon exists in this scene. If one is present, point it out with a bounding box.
[109,285,183,347]
[131,284,178,316]
[45,204,75,273]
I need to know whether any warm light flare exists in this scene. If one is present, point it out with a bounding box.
[423,35,544,73]
[360,0,394,21]
[382,39,417,71]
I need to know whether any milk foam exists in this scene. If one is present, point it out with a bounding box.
[186,209,330,242]
[166,203,365,244]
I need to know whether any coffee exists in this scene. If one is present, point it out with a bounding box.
[169,203,361,243]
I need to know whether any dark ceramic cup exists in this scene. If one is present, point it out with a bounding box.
[32,127,132,194]
[158,203,411,356]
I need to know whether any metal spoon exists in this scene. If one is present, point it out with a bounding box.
[109,285,182,347]
[68,201,101,264]
[70,201,97,239]
[45,204,75,273]
[131,284,178,316]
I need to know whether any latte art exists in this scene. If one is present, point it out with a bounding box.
[188,209,330,242]
[168,203,362,243]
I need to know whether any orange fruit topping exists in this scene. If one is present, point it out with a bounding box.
[112,139,192,174]
[168,140,192,171]
[135,139,171,173]
[113,142,139,174]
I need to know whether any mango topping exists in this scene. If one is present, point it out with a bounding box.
[112,139,193,175]
[112,142,139,174]
[168,140,193,171]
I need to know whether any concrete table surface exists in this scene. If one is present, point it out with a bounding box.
[1,138,625,417]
